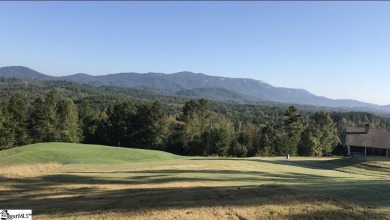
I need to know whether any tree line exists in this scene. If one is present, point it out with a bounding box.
[1,91,390,157]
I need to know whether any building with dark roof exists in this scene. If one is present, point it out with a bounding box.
[345,124,390,157]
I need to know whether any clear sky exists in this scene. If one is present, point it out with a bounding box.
[1,2,389,105]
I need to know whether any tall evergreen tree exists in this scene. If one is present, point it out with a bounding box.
[43,91,60,142]
[178,99,213,155]
[106,102,136,147]
[0,102,14,149]
[283,106,303,155]
[58,99,81,143]
[298,112,340,156]
[133,101,169,150]
[258,123,278,156]
[7,93,29,146]
[312,112,340,155]
[78,99,98,143]
[27,97,46,143]
[95,111,109,145]
[298,125,319,156]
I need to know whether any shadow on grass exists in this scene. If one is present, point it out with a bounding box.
[1,179,388,217]
[1,171,341,195]
[41,168,352,188]
[0,168,389,218]
[190,156,390,174]
[66,169,329,179]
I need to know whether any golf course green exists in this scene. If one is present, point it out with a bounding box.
[0,142,179,165]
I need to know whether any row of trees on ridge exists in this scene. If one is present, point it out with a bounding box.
[0,91,347,157]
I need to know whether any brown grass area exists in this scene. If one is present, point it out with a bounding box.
[35,187,386,220]
[38,204,382,220]
[1,158,389,219]
[0,163,61,179]
[349,157,390,176]
[364,161,390,169]
[2,181,387,220]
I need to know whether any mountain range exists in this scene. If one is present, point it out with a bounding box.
[1,66,389,113]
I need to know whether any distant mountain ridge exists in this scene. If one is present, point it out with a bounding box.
[0,66,55,80]
[0,66,388,113]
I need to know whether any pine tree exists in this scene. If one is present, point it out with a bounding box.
[0,102,14,149]
[78,99,98,143]
[58,99,81,143]
[43,91,60,142]
[283,106,303,155]
[106,102,136,147]
[298,112,340,156]
[7,93,29,146]
[95,111,109,145]
[133,101,169,150]
[27,97,46,143]
[258,123,277,156]
[178,99,213,155]
[312,112,340,155]
[298,125,318,156]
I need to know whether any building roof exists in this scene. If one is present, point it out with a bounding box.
[345,127,390,149]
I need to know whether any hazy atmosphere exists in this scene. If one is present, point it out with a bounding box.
[1,1,389,104]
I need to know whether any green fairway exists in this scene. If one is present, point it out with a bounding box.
[0,143,389,219]
[0,143,179,166]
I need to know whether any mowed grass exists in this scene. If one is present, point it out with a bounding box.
[1,143,390,219]
[0,142,179,165]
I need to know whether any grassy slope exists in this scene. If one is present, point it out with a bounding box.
[1,144,389,219]
[0,143,179,166]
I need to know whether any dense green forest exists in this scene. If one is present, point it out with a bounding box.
[1,77,390,156]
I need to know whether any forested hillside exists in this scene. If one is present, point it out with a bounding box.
[1,77,390,157]
[1,66,389,113]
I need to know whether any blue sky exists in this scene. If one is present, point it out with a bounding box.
[1,2,390,105]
